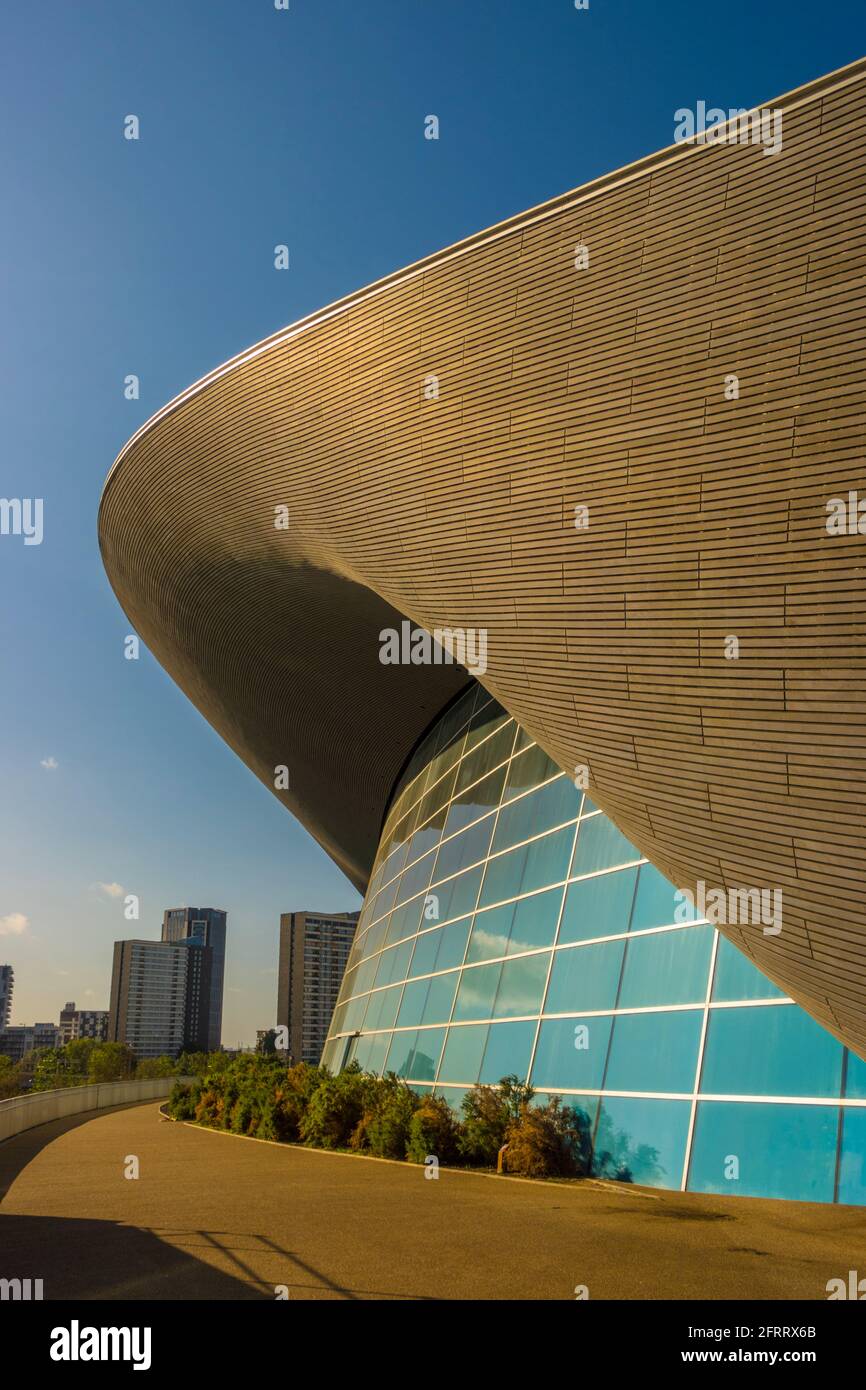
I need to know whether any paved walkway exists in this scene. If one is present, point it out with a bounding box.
[1,1101,865,1300]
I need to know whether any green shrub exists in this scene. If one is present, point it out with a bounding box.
[300,1064,371,1149]
[458,1084,511,1165]
[406,1095,460,1166]
[167,1080,200,1121]
[503,1098,592,1179]
[357,1075,420,1159]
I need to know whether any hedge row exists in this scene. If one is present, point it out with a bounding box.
[167,1056,593,1179]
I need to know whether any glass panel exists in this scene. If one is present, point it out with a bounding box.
[688,1101,838,1203]
[493,952,550,1018]
[452,962,501,1021]
[374,938,414,988]
[408,927,441,978]
[395,850,436,907]
[363,984,402,1032]
[630,863,697,929]
[558,867,638,945]
[618,925,714,1008]
[593,1097,690,1188]
[605,1010,702,1093]
[431,865,483,922]
[421,972,458,1025]
[434,812,496,883]
[711,935,787,1002]
[700,1005,844,1099]
[503,742,562,801]
[491,776,579,855]
[396,979,429,1029]
[454,720,515,794]
[507,889,563,954]
[478,825,573,908]
[466,903,513,964]
[364,1032,392,1076]
[387,1028,446,1082]
[544,940,625,1014]
[437,1024,489,1084]
[531,1015,613,1091]
[838,1108,866,1205]
[479,1020,536,1085]
[434,916,472,971]
[845,1049,866,1099]
[443,766,508,835]
[571,816,639,876]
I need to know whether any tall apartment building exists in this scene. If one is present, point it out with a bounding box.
[162,908,226,1051]
[0,965,13,1030]
[277,911,358,1064]
[59,1002,109,1044]
[108,940,190,1059]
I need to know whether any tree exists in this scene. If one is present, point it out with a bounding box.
[135,1055,177,1079]
[88,1043,135,1082]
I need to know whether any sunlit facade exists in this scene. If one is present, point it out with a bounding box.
[323,687,866,1204]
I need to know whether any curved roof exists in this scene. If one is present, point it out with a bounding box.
[100,58,866,1054]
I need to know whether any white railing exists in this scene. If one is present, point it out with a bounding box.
[0,1076,191,1143]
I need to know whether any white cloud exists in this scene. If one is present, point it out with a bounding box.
[40,756,58,770]
[0,912,28,937]
[94,882,125,899]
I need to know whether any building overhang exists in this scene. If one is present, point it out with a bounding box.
[100,58,866,1054]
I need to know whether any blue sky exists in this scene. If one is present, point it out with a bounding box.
[0,0,863,1045]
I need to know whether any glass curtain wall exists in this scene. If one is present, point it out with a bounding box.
[322,687,866,1204]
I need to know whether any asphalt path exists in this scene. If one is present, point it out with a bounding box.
[2,1101,864,1300]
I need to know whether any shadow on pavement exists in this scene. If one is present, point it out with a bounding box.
[0,1213,272,1300]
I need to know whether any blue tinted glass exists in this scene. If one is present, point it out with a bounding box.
[845,1049,866,1099]
[558,868,637,944]
[700,1006,843,1098]
[493,953,550,1018]
[434,813,496,882]
[395,851,436,906]
[630,863,695,929]
[437,1024,489,1084]
[479,1020,536,1085]
[531,1015,612,1091]
[507,889,563,953]
[386,1029,437,1079]
[453,963,501,1021]
[605,1010,702,1093]
[374,938,413,987]
[409,927,441,978]
[396,978,428,1028]
[618,926,713,1008]
[444,766,508,834]
[593,1097,690,1188]
[422,971,458,1024]
[688,1101,838,1202]
[434,1085,469,1112]
[433,865,483,921]
[435,916,471,971]
[571,815,639,875]
[466,903,513,964]
[491,777,579,854]
[838,1108,866,1205]
[711,935,787,1002]
[479,826,573,908]
[544,940,625,1014]
[406,1028,446,1081]
[364,1032,391,1075]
